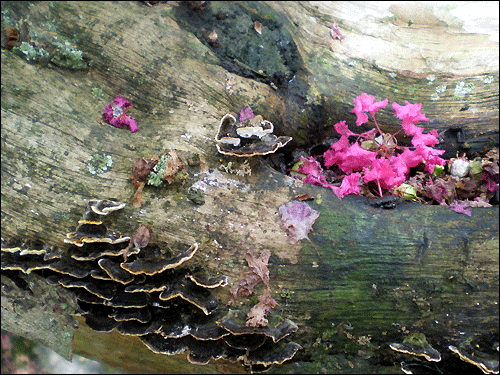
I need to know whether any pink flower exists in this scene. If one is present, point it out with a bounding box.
[324,121,357,168]
[392,100,428,129]
[103,95,138,132]
[330,172,362,198]
[481,172,499,192]
[352,93,388,126]
[363,157,404,192]
[330,23,345,40]
[239,105,254,122]
[449,200,472,216]
[397,147,424,170]
[337,142,377,174]
[414,145,446,174]
[298,157,328,186]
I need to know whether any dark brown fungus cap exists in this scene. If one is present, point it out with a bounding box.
[140,334,226,365]
[88,199,127,216]
[224,333,267,351]
[1,251,53,274]
[215,114,239,141]
[70,242,132,261]
[187,338,227,365]
[186,273,228,288]
[98,258,135,284]
[43,246,63,261]
[159,284,219,315]
[2,199,303,370]
[65,225,129,247]
[120,243,198,275]
[90,268,113,281]
[217,312,299,343]
[389,332,441,362]
[158,324,192,339]
[45,274,65,285]
[57,277,116,300]
[103,291,150,309]
[116,320,162,336]
[140,333,188,356]
[84,313,120,332]
[124,281,169,293]
[215,113,292,157]
[110,308,152,323]
[244,341,303,366]
[73,289,107,305]
[448,335,499,375]
[189,325,229,341]
[65,200,128,247]
[47,258,94,278]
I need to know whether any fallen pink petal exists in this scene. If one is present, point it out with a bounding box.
[102,95,138,132]
[352,93,388,126]
[330,22,345,40]
[279,200,320,245]
[449,200,472,216]
[239,105,254,122]
[331,172,362,198]
[392,100,428,128]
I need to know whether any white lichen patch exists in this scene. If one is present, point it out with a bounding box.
[430,93,440,101]
[219,160,252,176]
[482,75,494,84]
[190,169,250,193]
[87,153,113,175]
[453,81,474,99]
[435,85,447,93]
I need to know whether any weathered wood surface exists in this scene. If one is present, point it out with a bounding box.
[1,2,498,373]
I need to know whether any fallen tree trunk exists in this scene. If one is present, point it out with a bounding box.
[1,2,498,373]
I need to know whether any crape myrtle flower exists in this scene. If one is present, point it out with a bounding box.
[352,93,388,127]
[294,93,448,199]
[239,105,254,122]
[103,95,138,132]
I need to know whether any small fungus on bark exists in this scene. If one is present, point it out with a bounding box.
[216,113,292,157]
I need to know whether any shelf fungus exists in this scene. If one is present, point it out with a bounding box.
[389,332,441,362]
[215,113,292,157]
[448,334,499,374]
[1,199,302,369]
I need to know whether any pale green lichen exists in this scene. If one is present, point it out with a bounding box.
[482,75,494,84]
[51,41,88,70]
[87,153,113,175]
[147,154,168,186]
[15,41,50,62]
[453,81,474,99]
[435,85,446,93]
[430,93,440,101]
[219,160,252,176]
[91,87,104,98]
[426,75,436,84]
[280,289,294,299]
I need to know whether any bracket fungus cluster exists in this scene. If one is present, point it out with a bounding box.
[389,332,442,363]
[2,199,302,369]
[215,113,292,157]
[448,334,499,374]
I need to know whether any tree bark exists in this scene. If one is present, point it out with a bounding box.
[1,2,498,373]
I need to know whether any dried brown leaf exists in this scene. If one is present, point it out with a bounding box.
[245,249,271,287]
[162,151,184,184]
[246,288,277,327]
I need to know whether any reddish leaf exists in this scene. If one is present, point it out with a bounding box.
[246,288,278,327]
[279,201,319,245]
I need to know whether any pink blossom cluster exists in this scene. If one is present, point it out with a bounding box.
[103,95,138,132]
[293,93,446,198]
